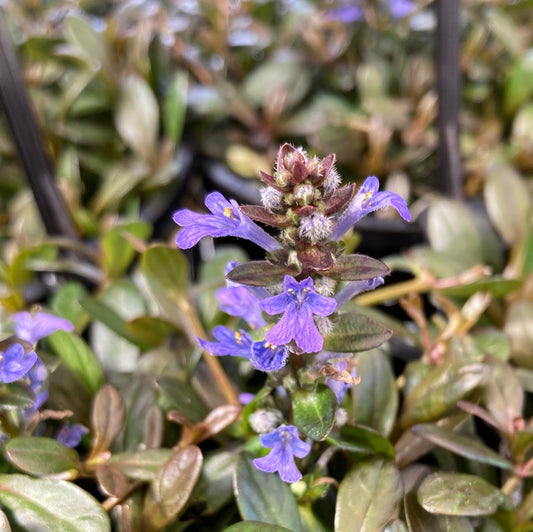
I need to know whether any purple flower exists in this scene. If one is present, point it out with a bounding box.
[24,358,48,413]
[326,360,358,404]
[13,312,74,344]
[239,393,255,405]
[0,343,38,383]
[331,176,411,240]
[253,424,311,483]
[327,4,364,23]
[250,341,288,372]
[335,276,385,307]
[261,276,337,353]
[173,192,281,252]
[216,286,266,329]
[56,423,89,448]
[389,0,415,18]
[197,326,253,359]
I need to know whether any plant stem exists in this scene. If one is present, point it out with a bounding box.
[179,297,238,405]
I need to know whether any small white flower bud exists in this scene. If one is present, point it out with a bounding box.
[294,183,316,206]
[249,409,283,434]
[261,187,283,211]
[322,167,341,196]
[298,213,333,244]
[314,277,337,296]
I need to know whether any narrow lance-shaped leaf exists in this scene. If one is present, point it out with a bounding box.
[411,424,513,471]
[324,313,392,353]
[226,261,293,286]
[324,254,390,281]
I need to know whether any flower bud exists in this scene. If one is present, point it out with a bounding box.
[298,213,333,244]
[249,409,283,434]
[261,187,283,211]
[294,183,316,206]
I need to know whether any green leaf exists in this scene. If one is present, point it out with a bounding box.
[50,282,89,329]
[224,523,292,532]
[0,382,35,410]
[505,300,533,369]
[5,437,80,478]
[484,163,532,246]
[399,361,486,429]
[0,474,110,531]
[335,458,403,532]
[324,313,392,353]
[155,377,209,424]
[384,519,408,532]
[108,449,174,481]
[411,424,513,471]
[102,221,152,280]
[351,349,398,437]
[80,297,146,348]
[90,280,145,373]
[417,473,509,516]
[64,15,114,82]
[426,199,484,273]
[140,245,189,325]
[327,424,395,459]
[481,356,524,433]
[125,317,177,348]
[226,261,292,286]
[243,56,310,110]
[196,447,241,515]
[91,385,126,456]
[324,255,390,281]
[47,331,104,395]
[163,71,188,146]
[504,53,533,114]
[435,277,520,299]
[143,445,203,530]
[292,385,337,441]
[115,75,159,160]
[485,8,522,58]
[234,454,305,532]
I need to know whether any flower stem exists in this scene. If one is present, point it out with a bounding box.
[179,298,239,405]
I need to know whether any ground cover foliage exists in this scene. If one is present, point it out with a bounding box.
[0,1,532,531]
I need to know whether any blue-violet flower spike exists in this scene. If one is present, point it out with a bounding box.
[56,424,89,448]
[389,0,415,18]
[250,341,288,372]
[0,343,38,383]
[14,312,74,344]
[197,326,252,359]
[173,192,281,252]
[261,276,337,353]
[253,424,311,483]
[331,176,411,240]
[216,286,267,329]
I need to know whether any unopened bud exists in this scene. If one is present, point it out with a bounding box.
[261,187,283,211]
[294,183,316,206]
[249,409,283,434]
[298,213,333,244]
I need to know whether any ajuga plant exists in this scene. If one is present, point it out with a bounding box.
[173,143,410,483]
